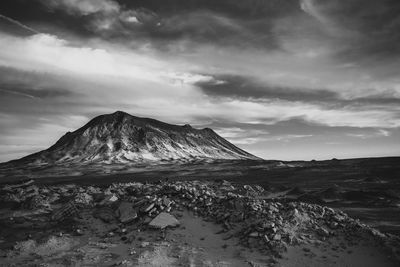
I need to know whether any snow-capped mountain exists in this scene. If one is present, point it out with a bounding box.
[8,111,260,165]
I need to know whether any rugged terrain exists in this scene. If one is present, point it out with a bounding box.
[0,179,399,267]
[0,112,399,266]
[1,156,399,237]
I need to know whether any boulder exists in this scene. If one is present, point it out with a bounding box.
[149,212,180,229]
[116,202,137,223]
[94,207,115,223]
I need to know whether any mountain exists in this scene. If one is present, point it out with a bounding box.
[7,111,260,165]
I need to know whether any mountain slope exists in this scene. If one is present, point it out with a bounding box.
[9,111,260,165]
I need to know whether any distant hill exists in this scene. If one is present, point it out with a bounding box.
[4,111,260,166]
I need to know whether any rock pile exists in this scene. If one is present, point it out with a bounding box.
[1,180,40,206]
[1,179,399,260]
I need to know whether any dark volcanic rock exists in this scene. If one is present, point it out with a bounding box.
[94,207,116,223]
[116,202,138,223]
[1,179,399,263]
[77,180,397,259]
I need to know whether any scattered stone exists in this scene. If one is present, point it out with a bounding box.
[249,232,259,238]
[140,241,150,248]
[94,207,115,223]
[2,179,35,191]
[1,179,399,263]
[370,228,386,238]
[162,196,172,207]
[100,194,118,205]
[329,222,339,229]
[273,234,282,241]
[317,227,330,237]
[75,192,93,206]
[141,202,155,213]
[75,229,84,236]
[116,202,138,223]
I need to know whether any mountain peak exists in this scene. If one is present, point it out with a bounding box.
[9,111,261,165]
[112,110,130,117]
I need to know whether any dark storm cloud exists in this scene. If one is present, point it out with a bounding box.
[43,0,120,16]
[0,0,98,37]
[0,0,302,50]
[84,5,285,50]
[196,75,337,102]
[106,0,299,48]
[301,0,400,59]
[116,0,299,19]
[196,74,400,107]
[2,0,400,59]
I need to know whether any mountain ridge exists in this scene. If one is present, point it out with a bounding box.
[5,111,261,165]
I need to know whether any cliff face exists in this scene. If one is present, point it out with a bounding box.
[9,111,260,165]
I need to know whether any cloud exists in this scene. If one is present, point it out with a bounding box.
[196,74,400,108]
[346,129,392,139]
[0,32,176,83]
[8,1,291,51]
[263,134,314,142]
[213,127,269,145]
[163,72,214,85]
[196,74,338,102]
[87,9,280,51]
[0,30,399,132]
[378,129,390,137]
[299,0,400,59]
[42,0,120,15]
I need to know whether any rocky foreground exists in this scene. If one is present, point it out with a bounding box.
[0,179,399,266]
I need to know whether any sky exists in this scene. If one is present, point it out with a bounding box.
[0,0,399,162]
